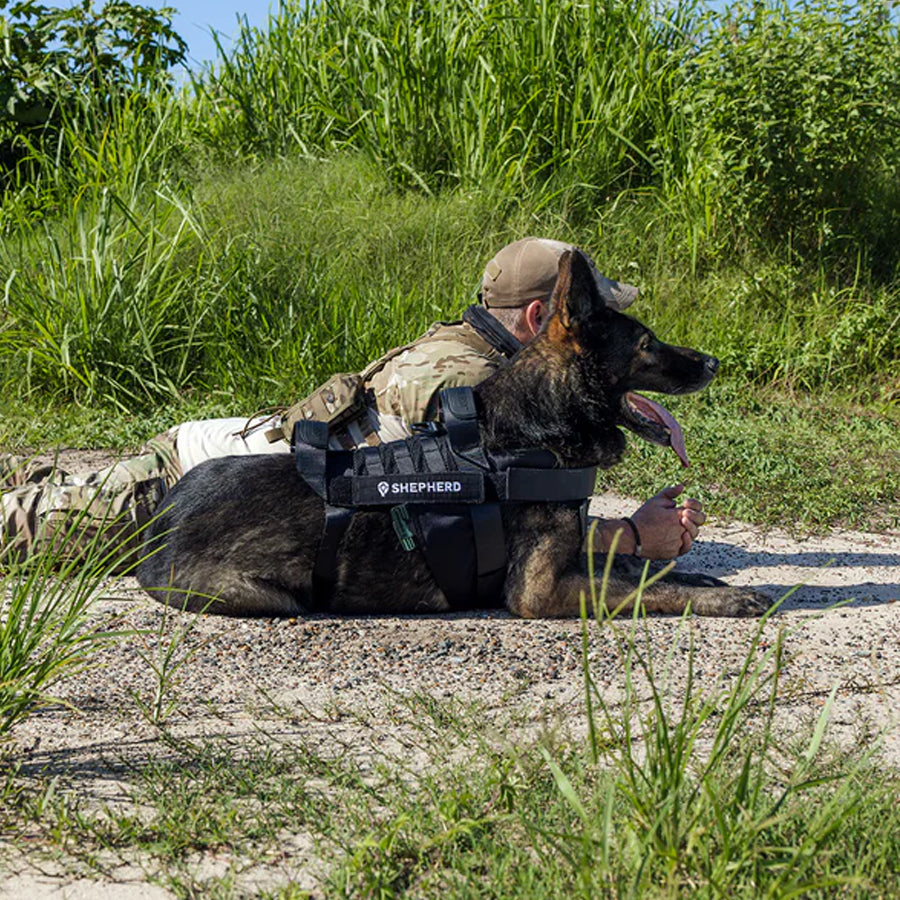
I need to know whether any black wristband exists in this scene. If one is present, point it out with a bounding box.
[623,517,643,557]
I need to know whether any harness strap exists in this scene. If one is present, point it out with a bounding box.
[311,505,354,608]
[498,466,598,501]
[361,445,384,476]
[462,305,523,358]
[417,434,446,474]
[470,503,507,605]
[391,440,416,475]
[292,420,330,499]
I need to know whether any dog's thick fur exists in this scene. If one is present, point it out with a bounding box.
[138,250,770,619]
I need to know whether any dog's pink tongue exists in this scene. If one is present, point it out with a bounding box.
[627,392,690,467]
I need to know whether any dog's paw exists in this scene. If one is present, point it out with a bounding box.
[693,586,774,618]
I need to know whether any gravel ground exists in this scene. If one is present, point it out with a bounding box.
[2,452,899,898]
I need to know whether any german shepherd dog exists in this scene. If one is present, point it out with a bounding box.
[138,250,770,619]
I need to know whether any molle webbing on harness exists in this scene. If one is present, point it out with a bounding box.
[293,387,597,609]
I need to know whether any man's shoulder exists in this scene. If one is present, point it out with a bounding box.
[410,318,504,363]
[387,323,502,380]
[365,319,504,425]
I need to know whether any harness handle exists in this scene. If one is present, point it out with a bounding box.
[439,387,490,470]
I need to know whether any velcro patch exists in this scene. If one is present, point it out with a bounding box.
[352,473,484,505]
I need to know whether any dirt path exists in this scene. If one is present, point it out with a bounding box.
[2,477,899,897]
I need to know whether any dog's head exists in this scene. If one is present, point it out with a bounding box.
[543,248,718,467]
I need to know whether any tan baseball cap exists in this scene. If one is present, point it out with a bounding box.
[480,237,638,310]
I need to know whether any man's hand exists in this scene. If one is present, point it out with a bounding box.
[595,484,706,559]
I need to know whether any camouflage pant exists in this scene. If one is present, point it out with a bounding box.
[0,430,182,571]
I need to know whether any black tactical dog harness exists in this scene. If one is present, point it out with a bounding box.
[292,387,597,609]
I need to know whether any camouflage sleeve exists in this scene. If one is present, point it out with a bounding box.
[367,339,503,427]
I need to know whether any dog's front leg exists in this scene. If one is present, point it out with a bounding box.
[503,506,698,618]
[501,507,771,619]
[506,556,770,619]
[502,507,602,618]
[505,556,647,619]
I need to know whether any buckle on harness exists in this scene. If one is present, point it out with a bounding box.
[391,504,418,551]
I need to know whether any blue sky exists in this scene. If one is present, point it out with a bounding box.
[57,1,273,68]
[165,2,273,68]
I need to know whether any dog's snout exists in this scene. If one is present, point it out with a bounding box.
[705,355,720,375]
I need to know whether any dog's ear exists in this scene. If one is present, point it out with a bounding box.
[550,249,604,329]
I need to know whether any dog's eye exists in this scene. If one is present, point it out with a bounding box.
[638,334,652,351]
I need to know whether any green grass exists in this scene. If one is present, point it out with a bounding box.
[3,152,898,413]
[0,517,130,743]
[0,3,897,894]
[0,155,507,410]
[196,0,698,197]
[4,603,899,899]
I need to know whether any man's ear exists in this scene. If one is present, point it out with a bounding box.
[551,249,603,328]
[523,299,545,337]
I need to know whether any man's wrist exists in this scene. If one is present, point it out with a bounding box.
[622,517,643,557]
[594,518,637,555]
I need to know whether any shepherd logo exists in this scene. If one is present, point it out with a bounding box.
[389,479,463,495]
[353,473,484,505]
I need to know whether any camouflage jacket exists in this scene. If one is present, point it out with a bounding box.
[278,308,520,450]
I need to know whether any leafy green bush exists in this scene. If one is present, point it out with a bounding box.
[0,0,187,195]
[693,0,900,267]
